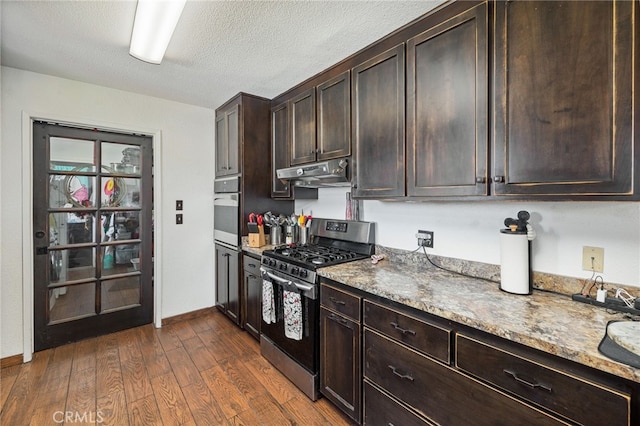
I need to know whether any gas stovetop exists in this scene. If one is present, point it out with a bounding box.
[260,218,375,284]
[266,243,368,267]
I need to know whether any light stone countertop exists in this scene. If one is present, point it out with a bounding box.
[316,256,640,384]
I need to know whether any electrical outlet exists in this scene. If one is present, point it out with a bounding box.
[416,230,434,248]
[582,246,604,272]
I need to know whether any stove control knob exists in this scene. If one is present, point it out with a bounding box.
[269,259,276,267]
[279,262,287,271]
[299,269,308,278]
[291,267,299,275]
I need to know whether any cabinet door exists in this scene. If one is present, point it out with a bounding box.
[226,248,240,324]
[493,1,635,197]
[320,307,361,423]
[243,262,261,340]
[215,113,228,177]
[317,71,351,161]
[226,105,240,176]
[407,3,488,197]
[290,88,317,165]
[271,102,291,198]
[215,105,240,177]
[352,44,405,198]
[215,245,229,312]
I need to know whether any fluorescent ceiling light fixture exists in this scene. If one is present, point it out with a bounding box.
[129,0,186,64]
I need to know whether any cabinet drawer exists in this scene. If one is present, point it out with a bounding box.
[364,300,450,364]
[363,381,431,426]
[320,284,360,321]
[243,254,260,272]
[364,329,565,425]
[456,334,631,426]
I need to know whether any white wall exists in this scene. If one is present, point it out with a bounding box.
[1,67,216,358]
[297,188,640,288]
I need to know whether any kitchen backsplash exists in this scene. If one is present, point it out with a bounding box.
[296,187,640,290]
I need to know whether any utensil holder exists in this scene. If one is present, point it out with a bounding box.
[270,226,282,245]
[285,225,298,245]
[298,227,309,245]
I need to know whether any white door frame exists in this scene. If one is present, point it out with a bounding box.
[21,111,163,362]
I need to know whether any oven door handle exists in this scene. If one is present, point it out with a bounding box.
[261,268,317,299]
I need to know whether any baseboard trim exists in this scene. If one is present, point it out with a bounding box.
[161,306,218,326]
[1,354,24,369]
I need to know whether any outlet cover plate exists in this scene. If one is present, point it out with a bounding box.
[582,246,604,272]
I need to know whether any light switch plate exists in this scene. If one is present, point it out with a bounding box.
[176,213,183,225]
[176,200,183,210]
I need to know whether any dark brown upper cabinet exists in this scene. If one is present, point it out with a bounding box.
[493,0,636,198]
[317,71,351,161]
[407,3,488,197]
[290,88,317,166]
[351,44,406,198]
[215,104,239,177]
[271,101,292,198]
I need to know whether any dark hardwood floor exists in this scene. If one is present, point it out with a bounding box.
[1,309,354,425]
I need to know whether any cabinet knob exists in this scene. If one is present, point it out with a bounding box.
[493,176,505,183]
[475,177,487,184]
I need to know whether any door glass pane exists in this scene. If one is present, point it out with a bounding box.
[49,282,96,323]
[100,244,139,276]
[50,137,95,171]
[113,211,141,240]
[49,248,96,284]
[100,177,140,207]
[49,212,96,245]
[102,143,140,175]
[49,174,96,209]
[101,277,141,312]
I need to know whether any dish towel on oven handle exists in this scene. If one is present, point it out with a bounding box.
[262,280,276,324]
[283,290,303,340]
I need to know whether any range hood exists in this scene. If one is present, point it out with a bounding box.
[276,157,350,187]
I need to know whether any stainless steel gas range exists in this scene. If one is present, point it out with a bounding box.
[259,218,375,400]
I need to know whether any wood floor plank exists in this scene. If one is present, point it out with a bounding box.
[0,365,20,410]
[72,337,97,373]
[165,345,201,387]
[96,334,125,398]
[188,314,213,333]
[314,397,356,425]
[0,349,51,425]
[118,330,153,403]
[97,390,129,426]
[46,342,76,379]
[65,366,96,419]
[136,325,172,379]
[182,337,219,372]
[155,324,183,352]
[229,408,262,425]
[150,371,195,426]
[220,356,268,402]
[201,364,251,420]
[283,395,347,425]
[181,378,229,425]
[244,354,299,405]
[247,393,295,426]
[168,320,198,343]
[128,394,161,426]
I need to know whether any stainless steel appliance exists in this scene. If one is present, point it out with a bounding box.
[259,218,375,400]
[213,176,240,247]
[276,157,350,187]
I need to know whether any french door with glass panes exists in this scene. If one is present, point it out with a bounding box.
[33,122,153,351]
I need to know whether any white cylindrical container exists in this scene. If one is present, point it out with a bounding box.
[499,230,532,295]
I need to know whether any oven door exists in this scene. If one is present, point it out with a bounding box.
[260,267,319,373]
[213,193,239,246]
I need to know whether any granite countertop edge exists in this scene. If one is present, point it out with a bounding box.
[316,258,640,384]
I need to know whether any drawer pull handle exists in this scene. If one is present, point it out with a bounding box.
[388,365,414,382]
[503,369,552,392]
[328,314,349,326]
[390,322,416,336]
[329,296,346,305]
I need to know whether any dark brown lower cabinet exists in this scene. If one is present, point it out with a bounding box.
[364,329,562,425]
[215,244,240,325]
[320,283,361,423]
[242,254,261,340]
[363,381,431,426]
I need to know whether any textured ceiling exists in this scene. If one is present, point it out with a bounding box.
[1,0,445,109]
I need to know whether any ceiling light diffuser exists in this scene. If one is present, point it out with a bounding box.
[129,0,187,64]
